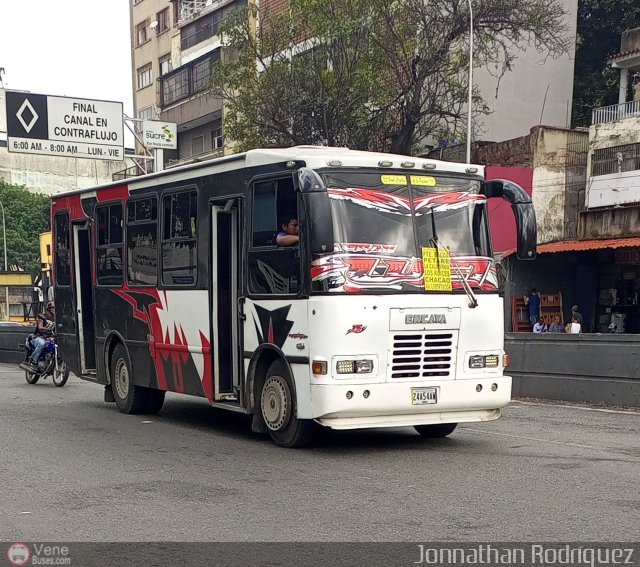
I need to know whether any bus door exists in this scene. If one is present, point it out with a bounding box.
[210,199,241,401]
[72,223,96,374]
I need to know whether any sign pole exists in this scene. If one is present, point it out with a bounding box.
[154,149,164,173]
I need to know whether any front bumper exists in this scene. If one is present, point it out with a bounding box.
[311,376,511,430]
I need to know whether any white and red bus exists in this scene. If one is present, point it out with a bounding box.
[51,146,535,447]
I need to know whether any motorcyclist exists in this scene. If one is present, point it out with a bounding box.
[19,301,56,372]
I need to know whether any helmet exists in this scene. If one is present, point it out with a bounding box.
[46,301,55,309]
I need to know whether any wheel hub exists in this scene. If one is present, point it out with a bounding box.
[114,358,129,399]
[261,375,290,431]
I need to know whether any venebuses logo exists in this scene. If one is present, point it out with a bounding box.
[7,542,30,566]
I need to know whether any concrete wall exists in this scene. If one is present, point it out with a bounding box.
[0,324,31,363]
[473,0,578,142]
[507,332,640,407]
[580,204,640,239]
[478,126,587,245]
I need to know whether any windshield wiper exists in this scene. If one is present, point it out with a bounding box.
[429,209,478,309]
[453,263,478,309]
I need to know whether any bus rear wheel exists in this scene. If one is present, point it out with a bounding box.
[414,423,458,438]
[260,359,316,448]
[110,343,157,414]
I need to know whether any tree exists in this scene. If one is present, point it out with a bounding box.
[213,0,570,154]
[0,180,50,275]
[572,0,640,127]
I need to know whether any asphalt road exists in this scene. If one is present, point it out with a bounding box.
[1,363,639,542]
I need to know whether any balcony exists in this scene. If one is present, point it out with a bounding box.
[592,100,640,125]
[159,50,220,108]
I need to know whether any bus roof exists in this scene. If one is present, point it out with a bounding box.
[54,146,484,197]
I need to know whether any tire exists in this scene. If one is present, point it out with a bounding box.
[52,361,70,387]
[143,388,166,414]
[110,343,148,414]
[260,359,317,448]
[414,423,458,438]
[25,371,40,385]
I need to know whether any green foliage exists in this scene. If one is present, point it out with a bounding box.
[0,180,50,275]
[572,0,640,126]
[212,0,570,154]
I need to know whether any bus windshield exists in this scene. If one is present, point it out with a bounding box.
[311,170,497,294]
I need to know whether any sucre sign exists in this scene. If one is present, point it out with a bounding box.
[5,90,124,160]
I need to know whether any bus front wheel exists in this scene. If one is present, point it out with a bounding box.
[260,359,316,448]
[414,423,458,438]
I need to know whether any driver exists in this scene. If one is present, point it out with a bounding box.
[20,301,56,372]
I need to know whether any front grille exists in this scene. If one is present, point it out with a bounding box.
[390,332,454,379]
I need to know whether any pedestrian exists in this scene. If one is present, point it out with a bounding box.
[527,289,541,330]
[569,316,581,334]
[548,315,565,333]
[532,317,547,333]
[571,304,583,326]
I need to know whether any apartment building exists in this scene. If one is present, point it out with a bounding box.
[130,0,578,168]
[129,0,231,168]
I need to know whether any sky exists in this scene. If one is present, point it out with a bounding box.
[0,0,134,142]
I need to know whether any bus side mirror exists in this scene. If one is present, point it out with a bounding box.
[297,168,334,254]
[484,179,537,260]
[303,192,334,254]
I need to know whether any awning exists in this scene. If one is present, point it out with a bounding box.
[500,237,640,258]
[538,237,640,254]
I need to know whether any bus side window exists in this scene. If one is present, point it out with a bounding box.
[248,176,301,296]
[162,191,198,286]
[54,212,71,286]
[95,203,124,287]
[127,197,158,286]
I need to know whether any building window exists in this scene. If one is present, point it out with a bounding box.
[162,191,198,286]
[592,143,640,177]
[96,204,124,287]
[137,106,154,121]
[159,54,173,76]
[180,0,246,50]
[160,50,220,107]
[127,198,158,286]
[137,63,153,90]
[156,8,170,33]
[211,120,223,151]
[54,213,71,287]
[136,20,149,46]
[191,135,204,156]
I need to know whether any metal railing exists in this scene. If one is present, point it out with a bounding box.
[591,142,640,176]
[166,147,223,169]
[112,157,155,181]
[592,100,640,125]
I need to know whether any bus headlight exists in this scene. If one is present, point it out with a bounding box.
[468,354,501,369]
[336,359,374,374]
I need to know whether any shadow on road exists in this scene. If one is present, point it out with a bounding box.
[142,395,472,452]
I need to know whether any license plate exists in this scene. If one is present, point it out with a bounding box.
[411,387,438,405]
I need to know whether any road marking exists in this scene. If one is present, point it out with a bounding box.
[511,399,640,416]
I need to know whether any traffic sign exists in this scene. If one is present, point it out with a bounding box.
[5,91,124,160]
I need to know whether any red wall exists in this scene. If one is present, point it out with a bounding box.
[486,166,533,253]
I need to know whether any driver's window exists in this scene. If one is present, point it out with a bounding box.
[248,176,301,295]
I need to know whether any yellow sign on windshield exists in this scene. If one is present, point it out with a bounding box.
[410,175,437,186]
[422,247,452,291]
[381,174,407,185]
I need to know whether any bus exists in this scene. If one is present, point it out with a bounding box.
[51,146,535,447]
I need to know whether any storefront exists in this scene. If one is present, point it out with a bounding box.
[501,237,640,334]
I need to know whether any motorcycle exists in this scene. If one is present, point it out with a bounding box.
[19,316,70,387]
